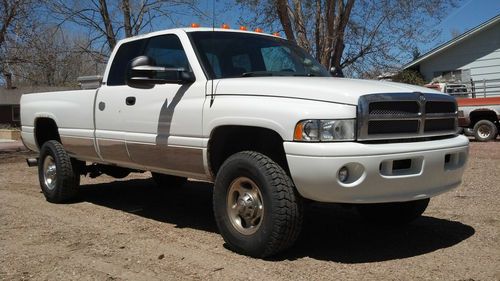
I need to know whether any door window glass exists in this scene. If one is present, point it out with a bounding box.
[107,39,146,86]
[144,35,190,70]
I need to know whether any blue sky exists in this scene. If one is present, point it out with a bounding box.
[62,0,500,55]
[422,0,500,52]
[183,0,500,55]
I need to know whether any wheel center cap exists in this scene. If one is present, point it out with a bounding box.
[237,193,257,218]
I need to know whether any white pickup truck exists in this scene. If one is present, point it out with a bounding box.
[21,27,469,258]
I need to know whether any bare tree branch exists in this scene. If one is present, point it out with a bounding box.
[237,0,459,77]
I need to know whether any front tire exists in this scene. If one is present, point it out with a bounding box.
[38,140,80,203]
[473,120,498,142]
[213,151,303,258]
[356,198,430,225]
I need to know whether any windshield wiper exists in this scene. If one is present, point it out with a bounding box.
[241,71,321,78]
[293,73,318,77]
[241,71,276,77]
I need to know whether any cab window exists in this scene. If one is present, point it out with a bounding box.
[107,35,191,86]
[144,34,191,80]
[107,39,146,86]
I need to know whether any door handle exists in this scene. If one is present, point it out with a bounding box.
[126,96,136,106]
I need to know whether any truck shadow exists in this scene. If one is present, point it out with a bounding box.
[276,204,475,263]
[78,178,218,233]
[77,178,475,263]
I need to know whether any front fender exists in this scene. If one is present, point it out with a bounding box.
[203,95,357,141]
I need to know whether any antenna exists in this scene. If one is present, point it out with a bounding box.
[210,0,215,106]
[212,0,215,30]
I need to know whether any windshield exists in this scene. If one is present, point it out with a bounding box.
[189,31,331,79]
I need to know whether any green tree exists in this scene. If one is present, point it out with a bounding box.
[391,69,426,85]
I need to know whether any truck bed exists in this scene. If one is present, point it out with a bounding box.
[456,96,500,107]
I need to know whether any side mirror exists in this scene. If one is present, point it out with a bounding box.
[330,67,344,78]
[126,56,195,88]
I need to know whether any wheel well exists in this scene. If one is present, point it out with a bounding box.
[470,110,498,127]
[208,126,289,177]
[35,118,61,148]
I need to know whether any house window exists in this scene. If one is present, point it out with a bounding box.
[12,105,20,122]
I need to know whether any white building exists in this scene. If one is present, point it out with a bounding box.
[404,15,500,97]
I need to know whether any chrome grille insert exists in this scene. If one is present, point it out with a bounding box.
[368,120,419,134]
[369,101,419,115]
[426,101,456,113]
[357,93,457,141]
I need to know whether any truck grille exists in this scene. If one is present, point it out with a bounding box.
[357,93,458,141]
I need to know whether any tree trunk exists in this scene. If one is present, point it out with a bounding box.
[314,0,322,61]
[330,0,354,75]
[98,0,116,50]
[122,0,132,38]
[276,0,295,42]
[321,0,336,67]
[291,0,310,52]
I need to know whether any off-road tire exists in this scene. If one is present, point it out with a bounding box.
[213,151,303,258]
[356,198,430,225]
[151,172,187,188]
[473,120,498,142]
[38,140,80,203]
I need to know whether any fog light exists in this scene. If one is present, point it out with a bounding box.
[338,167,349,182]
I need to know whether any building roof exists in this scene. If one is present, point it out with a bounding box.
[0,86,75,105]
[403,14,500,69]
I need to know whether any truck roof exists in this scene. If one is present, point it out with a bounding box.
[116,27,279,45]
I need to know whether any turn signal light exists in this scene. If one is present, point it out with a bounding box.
[294,122,304,140]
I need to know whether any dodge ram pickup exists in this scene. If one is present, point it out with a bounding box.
[457,96,500,141]
[21,27,469,258]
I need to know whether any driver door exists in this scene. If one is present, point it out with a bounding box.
[124,34,206,177]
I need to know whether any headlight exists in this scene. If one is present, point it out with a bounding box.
[294,119,356,141]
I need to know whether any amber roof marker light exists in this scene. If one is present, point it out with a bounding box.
[221,23,230,29]
[254,28,263,33]
[190,23,200,28]
[239,26,248,31]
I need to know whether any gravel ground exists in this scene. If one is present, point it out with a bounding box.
[0,140,499,280]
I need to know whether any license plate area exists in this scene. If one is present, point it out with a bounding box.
[379,157,424,177]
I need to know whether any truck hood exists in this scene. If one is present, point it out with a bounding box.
[214,77,442,105]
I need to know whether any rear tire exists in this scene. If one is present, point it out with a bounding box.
[213,151,303,258]
[151,172,187,188]
[473,120,497,142]
[38,140,80,203]
[356,198,430,225]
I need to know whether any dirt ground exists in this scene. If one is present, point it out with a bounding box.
[0,140,499,281]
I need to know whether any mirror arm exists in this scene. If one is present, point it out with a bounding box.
[131,65,186,73]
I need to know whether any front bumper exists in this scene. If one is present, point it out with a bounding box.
[285,135,469,203]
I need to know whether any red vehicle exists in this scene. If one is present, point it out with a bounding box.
[457,97,500,141]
